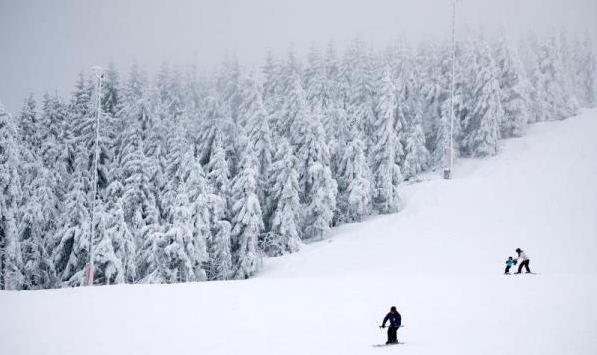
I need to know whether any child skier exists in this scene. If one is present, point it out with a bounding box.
[505,256,516,274]
[380,306,402,344]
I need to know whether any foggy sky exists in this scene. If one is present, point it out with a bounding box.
[1,0,596,113]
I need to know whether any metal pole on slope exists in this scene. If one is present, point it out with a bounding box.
[444,0,457,180]
[86,66,104,286]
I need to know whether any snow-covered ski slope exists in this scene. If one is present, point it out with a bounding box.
[2,109,597,355]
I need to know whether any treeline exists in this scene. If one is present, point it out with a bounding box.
[0,31,595,290]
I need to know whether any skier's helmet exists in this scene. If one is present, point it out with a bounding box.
[390,306,397,312]
[516,248,521,253]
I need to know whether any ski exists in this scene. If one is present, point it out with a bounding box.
[373,342,404,347]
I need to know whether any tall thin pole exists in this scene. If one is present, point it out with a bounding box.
[446,0,457,179]
[87,68,103,286]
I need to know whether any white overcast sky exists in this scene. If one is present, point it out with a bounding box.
[1,0,596,112]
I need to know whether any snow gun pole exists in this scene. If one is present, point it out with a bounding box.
[86,66,104,287]
[445,0,457,180]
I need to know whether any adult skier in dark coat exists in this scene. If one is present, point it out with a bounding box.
[380,306,402,344]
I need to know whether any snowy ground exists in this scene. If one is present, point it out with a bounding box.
[2,109,597,355]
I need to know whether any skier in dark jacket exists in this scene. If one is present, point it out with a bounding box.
[380,306,402,344]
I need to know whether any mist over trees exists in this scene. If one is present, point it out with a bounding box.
[0,31,595,289]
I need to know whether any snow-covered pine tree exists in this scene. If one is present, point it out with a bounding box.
[555,32,580,113]
[33,95,71,267]
[195,93,238,174]
[268,49,303,138]
[155,62,184,120]
[206,127,230,206]
[115,65,152,199]
[162,123,208,282]
[371,69,402,214]
[297,106,337,239]
[401,86,430,179]
[138,117,198,284]
[230,148,263,279]
[69,72,113,192]
[402,112,429,180]
[419,44,452,165]
[185,158,210,281]
[324,101,349,175]
[161,187,197,283]
[145,71,172,219]
[181,64,205,113]
[52,143,96,286]
[99,64,126,179]
[168,68,186,119]
[336,127,371,223]
[461,42,503,157]
[206,193,232,281]
[494,34,532,137]
[138,223,166,283]
[306,44,347,180]
[145,124,168,222]
[117,113,160,273]
[162,126,187,218]
[102,63,122,118]
[321,43,347,171]
[231,114,249,178]
[341,40,376,145]
[17,94,40,155]
[68,73,94,166]
[16,96,43,202]
[284,72,310,146]
[279,47,303,99]
[449,40,474,161]
[93,180,135,285]
[114,121,161,282]
[401,59,430,179]
[19,165,59,289]
[264,138,302,255]
[383,46,409,167]
[194,94,220,165]
[121,63,153,137]
[39,94,68,173]
[532,36,576,121]
[262,51,281,112]
[573,36,596,107]
[0,105,25,290]
[305,45,334,111]
[242,75,273,211]
[216,56,242,124]
[519,34,547,124]
[204,125,233,280]
[92,197,124,285]
[434,99,453,168]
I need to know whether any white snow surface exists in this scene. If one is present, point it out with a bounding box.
[2,109,597,354]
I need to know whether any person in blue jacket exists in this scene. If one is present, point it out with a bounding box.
[505,256,517,274]
[380,306,402,344]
